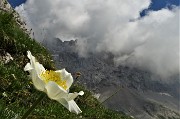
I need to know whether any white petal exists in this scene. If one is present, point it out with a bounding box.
[57,98,82,114]
[27,51,32,59]
[78,91,84,96]
[24,63,33,71]
[25,51,46,91]
[56,69,73,89]
[67,91,84,101]
[31,72,46,91]
[27,51,37,68]
[26,51,45,76]
[35,62,45,74]
[27,51,35,61]
[64,74,73,89]
[59,68,69,76]
[45,81,67,100]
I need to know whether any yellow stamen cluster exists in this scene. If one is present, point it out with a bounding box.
[40,70,67,90]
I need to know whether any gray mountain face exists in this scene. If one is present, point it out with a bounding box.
[42,38,180,119]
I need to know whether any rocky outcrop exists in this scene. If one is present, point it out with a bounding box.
[0,0,30,35]
[43,38,180,119]
[0,0,12,12]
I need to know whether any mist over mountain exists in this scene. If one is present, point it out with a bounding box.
[13,0,179,118]
[15,0,179,79]
[43,38,180,119]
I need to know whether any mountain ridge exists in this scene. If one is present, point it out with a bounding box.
[43,38,180,119]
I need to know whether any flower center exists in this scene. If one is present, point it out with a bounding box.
[40,70,67,90]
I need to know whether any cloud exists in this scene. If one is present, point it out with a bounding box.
[102,7,179,77]
[15,0,179,78]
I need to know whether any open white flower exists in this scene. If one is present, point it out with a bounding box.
[24,51,84,114]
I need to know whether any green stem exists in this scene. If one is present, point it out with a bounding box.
[89,86,122,115]
[99,86,122,105]
[21,92,46,119]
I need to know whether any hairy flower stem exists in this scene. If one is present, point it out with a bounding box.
[89,86,122,116]
[99,86,122,105]
[21,92,46,119]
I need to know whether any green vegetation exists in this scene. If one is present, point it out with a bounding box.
[0,10,132,119]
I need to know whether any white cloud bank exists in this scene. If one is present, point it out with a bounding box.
[15,0,179,78]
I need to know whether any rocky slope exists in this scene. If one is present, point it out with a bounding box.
[0,0,30,35]
[43,38,180,119]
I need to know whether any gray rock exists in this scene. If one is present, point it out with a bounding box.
[42,38,180,119]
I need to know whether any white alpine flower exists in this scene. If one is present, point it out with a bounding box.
[24,51,84,114]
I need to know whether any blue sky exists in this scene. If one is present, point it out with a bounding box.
[8,0,179,15]
[7,0,26,8]
[140,0,179,16]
